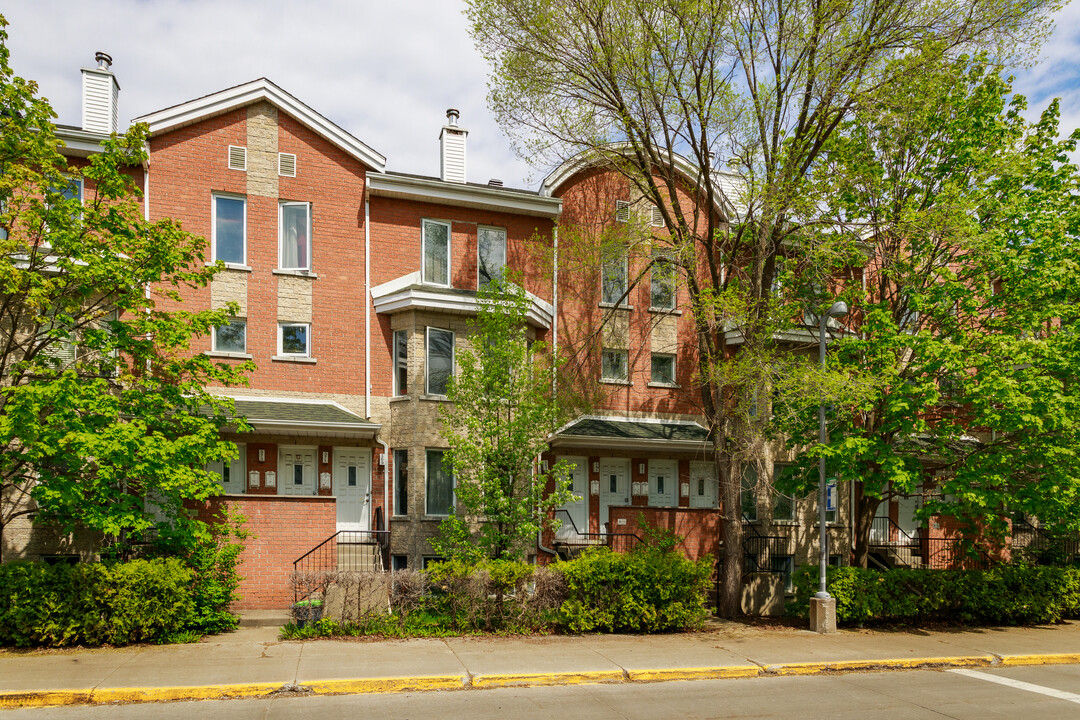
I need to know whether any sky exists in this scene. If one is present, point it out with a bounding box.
[4,0,1080,190]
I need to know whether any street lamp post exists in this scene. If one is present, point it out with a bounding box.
[811,300,847,634]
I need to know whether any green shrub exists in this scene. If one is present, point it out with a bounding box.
[0,559,194,647]
[557,545,712,633]
[154,502,249,634]
[426,557,541,632]
[789,565,1080,626]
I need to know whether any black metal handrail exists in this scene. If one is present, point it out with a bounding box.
[550,509,643,556]
[1011,518,1080,565]
[742,535,789,574]
[869,515,996,569]
[292,518,391,603]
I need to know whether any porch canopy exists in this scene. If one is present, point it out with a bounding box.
[212,396,381,440]
[550,415,710,451]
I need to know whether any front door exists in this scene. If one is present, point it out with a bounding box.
[280,447,315,496]
[599,459,630,530]
[556,457,588,539]
[688,461,717,508]
[335,448,371,532]
[649,460,677,507]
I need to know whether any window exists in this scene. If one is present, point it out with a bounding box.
[773,464,798,521]
[213,319,247,354]
[650,253,676,310]
[426,449,454,516]
[426,328,454,395]
[601,348,628,382]
[741,465,758,521]
[391,555,408,571]
[393,330,408,395]
[614,200,630,223]
[393,449,409,516]
[601,248,628,305]
[770,555,794,592]
[651,353,675,385]
[279,323,310,357]
[212,195,246,265]
[423,219,451,286]
[279,202,311,270]
[478,226,506,288]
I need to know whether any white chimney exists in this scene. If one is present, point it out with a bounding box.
[439,108,467,183]
[81,52,120,135]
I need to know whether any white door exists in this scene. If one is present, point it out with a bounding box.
[335,448,372,532]
[279,447,316,496]
[871,499,890,544]
[897,494,921,540]
[649,460,677,508]
[556,457,588,539]
[689,461,717,508]
[599,459,630,530]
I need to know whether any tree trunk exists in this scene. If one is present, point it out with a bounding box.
[852,484,881,569]
[717,455,743,618]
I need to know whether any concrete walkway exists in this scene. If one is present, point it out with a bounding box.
[1,619,1079,709]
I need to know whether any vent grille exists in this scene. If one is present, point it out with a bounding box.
[228,146,247,171]
[651,205,665,227]
[615,200,630,223]
[278,152,297,177]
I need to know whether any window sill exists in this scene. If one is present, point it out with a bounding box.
[772,519,799,526]
[207,262,253,272]
[420,394,452,402]
[273,268,318,278]
[599,302,633,310]
[647,381,680,389]
[389,395,412,403]
[648,306,682,315]
[205,351,253,360]
[600,378,631,386]
[272,355,317,364]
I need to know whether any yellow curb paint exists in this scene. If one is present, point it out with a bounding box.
[630,666,762,682]
[768,656,995,675]
[0,690,92,709]
[304,676,466,694]
[88,682,281,704]
[1000,654,1080,667]
[471,670,626,688]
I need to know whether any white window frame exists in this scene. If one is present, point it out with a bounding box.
[278,201,312,271]
[278,322,311,357]
[426,327,455,396]
[393,330,409,396]
[650,353,676,386]
[477,225,507,288]
[601,249,629,306]
[422,218,452,287]
[601,348,629,383]
[615,200,630,223]
[211,193,247,266]
[425,449,455,517]
[212,318,247,354]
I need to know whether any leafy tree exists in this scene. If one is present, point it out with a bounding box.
[464,0,1057,614]
[434,278,574,561]
[0,16,252,560]
[777,55,1080,565]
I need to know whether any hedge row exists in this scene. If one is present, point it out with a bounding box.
[790,565,1080,626]
[0,559,195,647]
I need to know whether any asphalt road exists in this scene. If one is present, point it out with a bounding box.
[7,665,1080,719]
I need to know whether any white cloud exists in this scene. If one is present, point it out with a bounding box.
[2,0,534,187]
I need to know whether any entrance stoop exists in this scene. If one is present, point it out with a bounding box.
[238,610,292,628]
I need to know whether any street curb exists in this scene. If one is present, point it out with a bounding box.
[2,653,1079,709]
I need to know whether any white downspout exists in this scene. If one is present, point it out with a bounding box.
[365,196,371,420]
[551,225,558,395]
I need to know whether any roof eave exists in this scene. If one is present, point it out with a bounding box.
[368,173,561,218]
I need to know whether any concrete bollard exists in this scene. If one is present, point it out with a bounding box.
[810,596,837,634]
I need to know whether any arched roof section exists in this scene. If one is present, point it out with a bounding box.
[539,144,744,222]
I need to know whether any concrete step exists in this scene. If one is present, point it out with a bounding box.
[337,543,382,572]
[238,610,291,627]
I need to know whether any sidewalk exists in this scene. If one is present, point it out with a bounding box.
[1,618,1079,709]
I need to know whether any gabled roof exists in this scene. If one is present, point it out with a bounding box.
[369,171,561,218]
[134,78,386,172]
